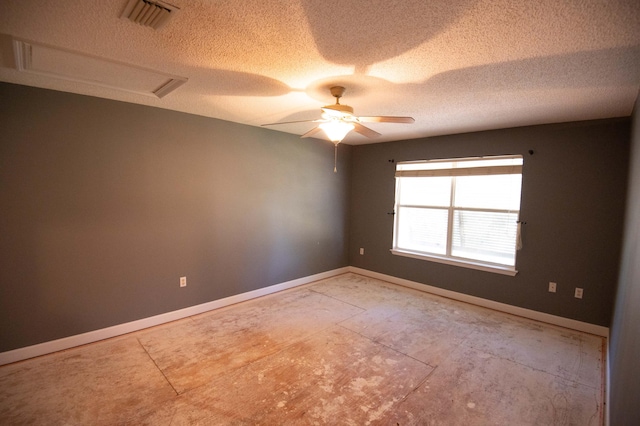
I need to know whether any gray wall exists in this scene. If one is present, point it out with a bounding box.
[349,119,630,326]
[0,83,351,352]
[0,80,632,355]
[609,95,640,424]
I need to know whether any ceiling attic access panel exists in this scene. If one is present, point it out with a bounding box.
[11,37,187,98]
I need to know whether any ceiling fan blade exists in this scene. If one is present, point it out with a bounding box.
[262,119,324,126]
[301,126,324,138]
[353,122,381,138]
[357,116,415,123]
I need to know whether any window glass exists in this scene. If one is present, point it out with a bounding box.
[396,207,448,255]
[454,174,522,210]
[397,176,451,207]
[451,210,518,265]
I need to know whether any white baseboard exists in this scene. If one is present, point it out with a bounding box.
[1,266,609,366]
[605,339,610,426]
[349,267,609,337]
[0,267,350,366]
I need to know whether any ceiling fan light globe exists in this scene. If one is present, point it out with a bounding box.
[319,121,355,142]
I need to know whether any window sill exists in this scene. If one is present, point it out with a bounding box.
[390,249,518,276]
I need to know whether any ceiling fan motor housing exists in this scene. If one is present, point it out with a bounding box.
[323,103,354,115]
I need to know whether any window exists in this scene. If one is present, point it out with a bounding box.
[391,155,523,275]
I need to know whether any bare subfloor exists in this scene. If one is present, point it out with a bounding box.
[0,273,604,425]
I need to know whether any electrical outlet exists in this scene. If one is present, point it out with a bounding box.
[574,287,583,299]
[180,276,187,288]
[548,282,557,293]
[359,248,364,255]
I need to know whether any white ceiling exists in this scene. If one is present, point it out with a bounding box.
[1,0,639,145]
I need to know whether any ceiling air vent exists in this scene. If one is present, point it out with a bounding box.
[120,0,179,30]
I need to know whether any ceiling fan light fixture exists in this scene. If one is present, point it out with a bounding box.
[319,121,355,142]
[262,85,414,147]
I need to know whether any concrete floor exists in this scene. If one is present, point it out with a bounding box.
[0,273,604,425]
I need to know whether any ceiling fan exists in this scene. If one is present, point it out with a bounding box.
[262,86,414,171]
[263,86,414,142]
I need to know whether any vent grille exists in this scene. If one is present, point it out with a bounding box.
[120,0,179,29]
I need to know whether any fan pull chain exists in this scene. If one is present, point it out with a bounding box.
[334,143,338,173]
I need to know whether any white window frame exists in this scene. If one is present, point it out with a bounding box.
[391,155,523,276]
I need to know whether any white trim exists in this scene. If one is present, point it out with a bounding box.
[348,267,609,337]
[0,267,349,366]
[391,249,518,276]
[605,338,610,426]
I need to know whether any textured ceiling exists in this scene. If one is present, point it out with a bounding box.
[1,0,639,144]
